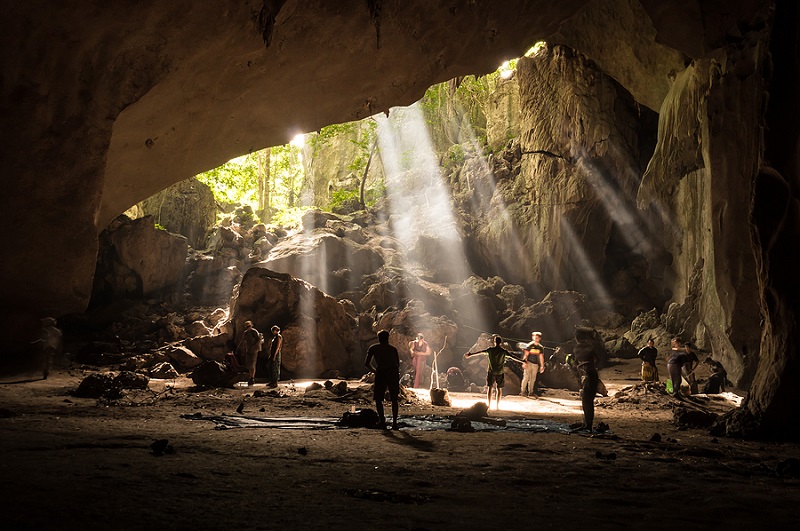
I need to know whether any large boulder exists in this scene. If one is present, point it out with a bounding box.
[262,228,384,296]
[229,267,361,377]
[187,256,242,306]
[499,291,588,342]
[91,216,188,304]
[372,300,459,371]
[138,178,217,250]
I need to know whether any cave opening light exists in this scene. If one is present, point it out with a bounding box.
[375,103,495,338]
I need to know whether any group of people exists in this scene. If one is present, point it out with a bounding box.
[463,328,601,432]
[362,327,602,432]
[237,321,282,388]
[637,336,727,396]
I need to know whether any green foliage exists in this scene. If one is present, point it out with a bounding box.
[196,153,260,208]
[269,206,310,229]
[363,180,385,205]
[347,119,378,175]
[308,122,358,156]
[269,143,303,210]
[154,223,167,231]
[330,189,359,205]
[447,144,465,166]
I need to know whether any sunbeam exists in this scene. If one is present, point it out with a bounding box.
[375,104,493,335]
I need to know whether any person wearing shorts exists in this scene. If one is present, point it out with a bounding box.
[465,335,519,410]
[365,330,400,429]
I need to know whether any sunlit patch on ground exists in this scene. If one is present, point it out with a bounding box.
[407,387,583,416]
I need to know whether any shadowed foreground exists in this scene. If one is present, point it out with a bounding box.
[2,364,799,530]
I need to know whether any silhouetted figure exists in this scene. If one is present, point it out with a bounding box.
[573,327,602,432]
[637,338,659,382]
[702,358,728,394]
[667,337,691,396]
[464,335,520,410]
[32,317,61,379]
[365,330,400,429]
[267,325,282,388]
[239,321,263,386]
[682,342,700,394]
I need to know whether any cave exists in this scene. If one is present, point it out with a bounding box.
[2,1,800,528]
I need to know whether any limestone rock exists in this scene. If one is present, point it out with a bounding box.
[164,345,203,371]
[190,360,239,388]
[183,333,232,364]
[138,178,217,250]
[105,216,188,298]
[229,267,360,377]
[114,371,150,390]
[262,228,384,296]
[150,362,180,380]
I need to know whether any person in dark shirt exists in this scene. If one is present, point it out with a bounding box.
[667,337,690,396]
[702,358,728,394]
[573,327,602,432]
[239,321,263,386]
[521,331,545,397]
[464,335,521,410]
[365,330,400,430]
[266,325,283,388]
[682,342,700,394]
[637,338,659,382]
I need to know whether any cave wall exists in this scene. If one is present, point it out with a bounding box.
[742,0,800,440]
[457,44,659,318]
[638,27,766,385]
[138,178,217,250]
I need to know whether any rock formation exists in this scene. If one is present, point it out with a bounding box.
[138,178,217,250]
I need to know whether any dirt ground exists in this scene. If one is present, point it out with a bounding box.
[2,357,800,530]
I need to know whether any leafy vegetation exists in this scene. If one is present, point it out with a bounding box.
[196,153,260,207]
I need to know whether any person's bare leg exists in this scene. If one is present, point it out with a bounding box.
[496,388,502,410]
[486,385,493,408]
[375,399,385,426]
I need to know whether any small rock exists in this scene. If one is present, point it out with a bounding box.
[150,439,174,456]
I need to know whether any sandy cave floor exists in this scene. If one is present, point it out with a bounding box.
[2,358,800,530]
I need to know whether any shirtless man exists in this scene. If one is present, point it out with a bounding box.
[365,330,401,429]
[465,335,521,410]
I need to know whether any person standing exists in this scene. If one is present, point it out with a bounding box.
[464,335,519,410]
[520,331,545,397]
[33,317,62,380]
[637,338,659,382]
[267,325,283,388]
[408,333,431,388]
[240,321,263,386]
[682,342,700,394]
[572,327,602,432]
[666,337,689,396]
[365,330,400,430]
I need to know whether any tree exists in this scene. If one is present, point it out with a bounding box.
[256,149,271,222]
